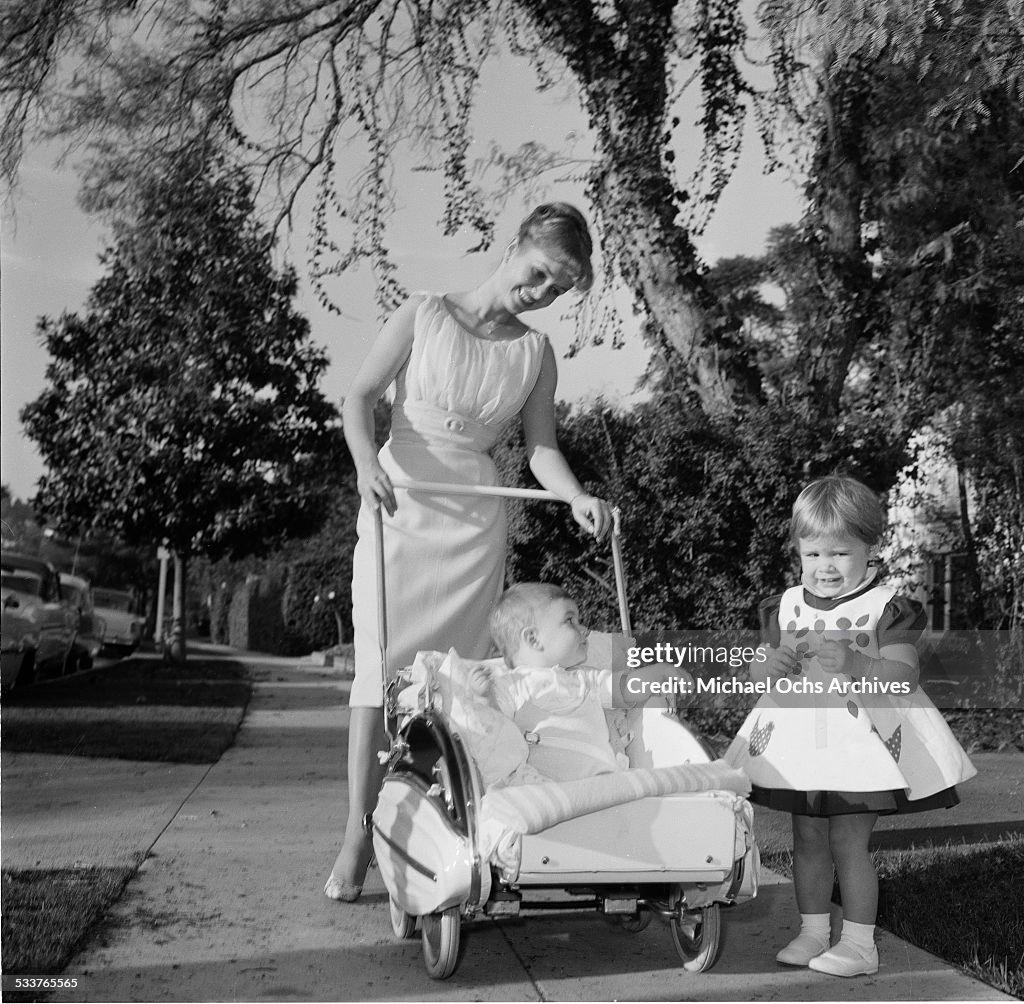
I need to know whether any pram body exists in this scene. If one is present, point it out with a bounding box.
[364,482,758,979]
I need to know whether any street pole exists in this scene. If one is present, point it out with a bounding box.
[167,551,187,665]
[154,544,170,644]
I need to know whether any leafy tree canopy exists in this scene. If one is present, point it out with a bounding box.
[4,1,1021,413]
[20,150,346,561]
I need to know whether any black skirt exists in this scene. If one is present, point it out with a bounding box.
[751,784,961,817]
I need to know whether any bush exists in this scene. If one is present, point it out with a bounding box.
[495,397,900,633]
[189,485,361,656]
[228,571,289,654]
[280,496,360,653]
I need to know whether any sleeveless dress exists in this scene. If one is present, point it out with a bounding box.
[348,293,548,707]
[725,578,976,815]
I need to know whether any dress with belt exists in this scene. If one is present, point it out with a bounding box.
[347,292,547,707]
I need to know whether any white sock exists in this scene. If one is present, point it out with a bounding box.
[800,913,831,944]
[841,919,875,953]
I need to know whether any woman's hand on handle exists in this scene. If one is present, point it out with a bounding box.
[356,460,397,516]
[570,493,613,539]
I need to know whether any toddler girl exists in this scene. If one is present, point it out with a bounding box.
[727,475,975,977]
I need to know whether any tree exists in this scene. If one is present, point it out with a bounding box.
[855,66,1024,632]
[701,37,1024,632]
[5,3,1022,415]
[1,0,772,412]
[756,0,1024,426]
[20,149,345,658]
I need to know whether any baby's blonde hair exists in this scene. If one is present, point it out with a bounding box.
[490,582,570,667]
[790,475,885,546]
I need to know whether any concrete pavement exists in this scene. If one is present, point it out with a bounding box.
[2,648,1018,1002]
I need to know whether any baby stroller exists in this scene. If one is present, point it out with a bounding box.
[364,481,758,979]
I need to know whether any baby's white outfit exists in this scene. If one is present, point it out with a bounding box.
[493,665,624,782]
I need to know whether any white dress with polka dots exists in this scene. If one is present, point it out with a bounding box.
[726,583,975,799]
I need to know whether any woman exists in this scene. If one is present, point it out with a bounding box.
[326,202,612,901]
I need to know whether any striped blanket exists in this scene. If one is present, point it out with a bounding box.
[481,758,750,837]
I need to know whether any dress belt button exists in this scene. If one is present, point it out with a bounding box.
[444,416,464,432]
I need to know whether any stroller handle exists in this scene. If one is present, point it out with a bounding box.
[390,478,561,501]
[372,478,632,732]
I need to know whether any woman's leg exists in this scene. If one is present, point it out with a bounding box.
[776,814,833,964]
[326,705,388,899]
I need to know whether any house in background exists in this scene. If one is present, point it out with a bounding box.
[882,420,1002,700]
[884,423,977,635]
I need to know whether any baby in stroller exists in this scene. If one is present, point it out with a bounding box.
[483,582,692,782]
[375,580,755,979]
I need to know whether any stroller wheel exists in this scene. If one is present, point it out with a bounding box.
[389,896,417,939]
[421,906,461,979]
[669,891,720,973]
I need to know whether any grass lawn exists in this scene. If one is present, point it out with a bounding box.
[876,837,1024,999]
[761,836,1024,999]
[1,653,252,978]
[0,654,251,762]
[2,866,139,977]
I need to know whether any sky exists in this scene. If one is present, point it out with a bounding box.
[0,43,803,503]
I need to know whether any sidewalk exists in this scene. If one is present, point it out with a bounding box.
[3,648,1018,1002]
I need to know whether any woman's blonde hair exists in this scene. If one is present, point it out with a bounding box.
[516,202,594,293]
[489,582,570,667]
[790,475,885,546]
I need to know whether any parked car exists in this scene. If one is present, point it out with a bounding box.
[92,587,145,657]
[59,572,105,672]
[1,553,78,689]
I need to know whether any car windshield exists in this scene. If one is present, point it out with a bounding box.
[2,570,43,595]
[60,583,87,604]
[93,590,133,611]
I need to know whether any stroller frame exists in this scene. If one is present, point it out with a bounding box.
[363,480,756,979]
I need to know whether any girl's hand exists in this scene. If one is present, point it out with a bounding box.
[764,644,800,679]
[571,493,613,538]
[817,640,850,675]
[356,460,397,516]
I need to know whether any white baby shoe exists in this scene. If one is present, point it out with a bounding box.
[808,939,879,977]
[776,931,830,966]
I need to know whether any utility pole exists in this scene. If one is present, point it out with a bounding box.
[154,544,170,644]
[166,552,188,665]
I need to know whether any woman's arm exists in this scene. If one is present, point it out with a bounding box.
[519,342,611,537]
[341,295,423,514]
